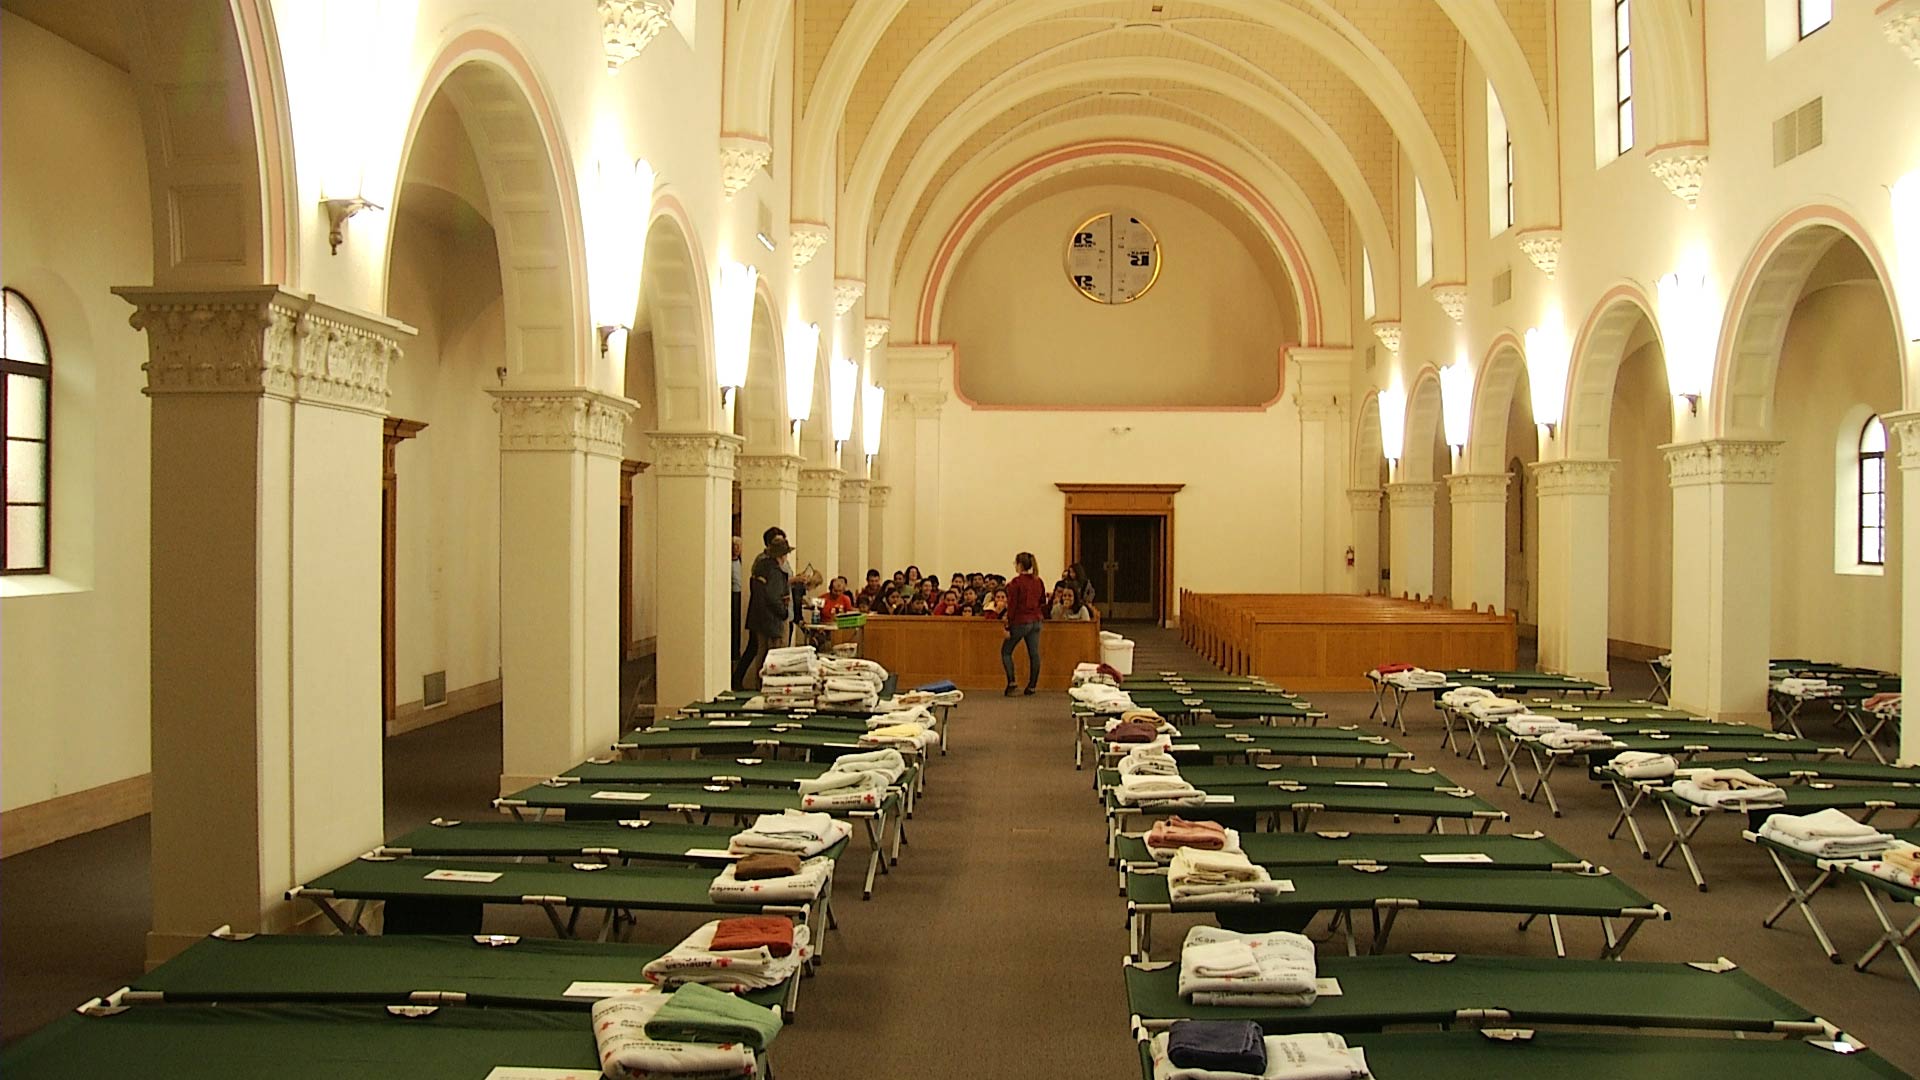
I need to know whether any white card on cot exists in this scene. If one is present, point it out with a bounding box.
[1201,794,1236,804]
[423,869,502,883]
[1334,781,1390,787]
[1316,977,1343,996]
[1420,853,1494,864]
[588,790,654,802]
[484,1069,602,1080]
[707,720,752,727]
[681,848,740,859]
[561,981,653,999]
[1171,744,1200,751]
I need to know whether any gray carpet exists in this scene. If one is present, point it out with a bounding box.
[5,630,1917,1078]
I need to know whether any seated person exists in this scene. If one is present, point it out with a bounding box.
[932,588,965,616]
[905,597,931,616]
[981,587,1009,619]
[856,568,883,606]
[891,569,908,589]
[967,572,986,593]
[960,585,982,614]
[869,582,900,613]
[1049,584,1092,621]
[820,576,855,619]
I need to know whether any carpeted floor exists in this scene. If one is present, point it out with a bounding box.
[4,629,1917,1077]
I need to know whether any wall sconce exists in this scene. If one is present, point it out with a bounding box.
[786,320,818,434]
[1439,358,1473,461]
[1891,172,1920,342]
[861,376,883,463]
[1656,267,1714,414]
[1525,316,1569,440]
[1378,382,1407,471]
[829,355,857,450]
[323,196,382,255]
[713,261,758,406]
[588,156,654,354]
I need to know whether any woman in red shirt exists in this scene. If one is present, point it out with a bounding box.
[999,551,1048,696]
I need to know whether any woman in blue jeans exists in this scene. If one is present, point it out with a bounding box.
[1000,551,1048,695]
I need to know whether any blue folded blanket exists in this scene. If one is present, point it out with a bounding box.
[1167,1019,1266,1074]
[917,679,958,693]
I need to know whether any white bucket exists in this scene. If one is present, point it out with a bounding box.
[1101,635,1136,676]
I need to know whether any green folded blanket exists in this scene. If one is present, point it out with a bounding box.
[643,982,783,1049]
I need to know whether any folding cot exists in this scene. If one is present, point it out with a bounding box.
[1609,779,1920,890]
[495,780,900,898]
[1096,762,1457,796]
[2,1003,611,1080]
[1499,723,1848,816]
[1123,862,1666,960]
[1743,826,1920,967]
[1122,952,1836,1036]
[1105,782,1508,855]
[375,817,851,868]
[1074,708,1330,768]
[1131,1029,1907,1080]
[681,697,957,752]
[1110,829,1578,894]
[1369,668,1607,734]
[613,724,928,762]
[1439,695,1699,768]
[562,753,924,814]
[1087,728,1413,771]
[1770,676,1902,763]
[100,928,791,1011]
[1829,859,1920,990]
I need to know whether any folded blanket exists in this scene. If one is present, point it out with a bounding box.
[1184,939,1262,979]
[858,721,934,751]
[1385,669,1448,688]
[642,921,812,991]
[1504,715,1575,736]
[733,853,803,880]
[1170,849,1282,903]
[1775,677,1839,698]
[1071,683,1137,714]
[1120,708,1167,725]
[1886,845,1920,873]
[1178,925,1317,1001]
[1372,663,1413,675]
[1149,1031,1370,1080]
[809,747,905,782]
[708,916,794,957]
[1167,1020,1267,1075]
[645,981,783,1051]
[1108,721,1162,744]
[1117,773,1204,807]
[1758,812,1895,858]
[728,811,852,857]
[1611,751,1677,780]
[1466,698,1525,718]
[1147,816,1232,853]
[1672,768,1785,807]
[709,856,833,904]
[1149,824,1242,863]
[868,705,936,730]
[1440,686,1496,709]
[1539,728,1615,750]
[797,771,885,810]
[1122,744,1183,778]
[592,992,759,1080]
[1851,854,1920,891]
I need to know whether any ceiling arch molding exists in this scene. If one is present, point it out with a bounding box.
[792,0,911,226]
[1400,363,1447,484]
[720,0,794,144]
[1464,331,1528,474]
[1433,0,1558,228]
[1562,284,1663,460]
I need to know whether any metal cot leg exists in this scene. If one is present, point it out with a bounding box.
[1852,883,1920,991]
[1760,849,1842,962]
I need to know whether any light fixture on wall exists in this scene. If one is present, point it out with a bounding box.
[1524,314,1570,440]
[1656,267,1714,414]
[714,261,758,405]
[1891,171,1920,342]
[830,355,857,450]
[861,375,884,463]
[1378,381,1407,474]
[1440,358,1473,462]
[786,320,819,433]
[323,196,382,255]
[588,156,655,355]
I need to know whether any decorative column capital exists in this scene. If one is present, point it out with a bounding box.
[1885,0,1920,66]
[491,389,634,457]
[1295,397,1343,422]
[1648,146,1708,208]
[863,318,891,350]
[647,431,742,478]
[1369,320,1402,354]
[839,477,870,505]
[790,222,830,269]
[718,135,771,197]
[798,466,844,498]
[901,390,947,419]
[1385,481,1438,510]
[1517,228,1562,278]
[1346,488,1383,513]
[115,285,408,416]
[868,483,891,510]
[1662,439,1783,488]
[1446,471,1511,503]
[832,278,866,315]
[1429,282,1468,323]
[735,452,802,491]
[1527,458,1615,496]
[599,0,674,69]
[1885,410,1920,471]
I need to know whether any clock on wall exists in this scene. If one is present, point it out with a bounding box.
[1064,210,1161,304]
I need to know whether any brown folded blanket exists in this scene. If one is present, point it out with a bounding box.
[1148,816,1228,850]
[1107,722,1159,743]
[734,853,804,880]
[710,915,794,957]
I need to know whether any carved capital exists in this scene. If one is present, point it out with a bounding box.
[116,285,406,415]
[863,318,891,350]
[1446,471,1511,503]
[1294,396,1343,422]
[647,431,742,478]
[1663,439,1782,488]
[1517,229,1562,278]
[1430,283,1468,323]
[1885,411,1920,471]
[1885,1,1920,66]
[833,278,866,316]
[1528,458,1615,497]
[735,452,802,491]
[790,222,830,269]
[599,0,674,69]
[1347,488,1384,513]
[718,135,771,197]
[839,477,871,505]
[1370,320,1402,354]
[901,390,947,419]
[1647,147,1708,208]
[867,483,891,510]
[1385,481,1438,510]
[798,466,843,499]
[492,389,633,457]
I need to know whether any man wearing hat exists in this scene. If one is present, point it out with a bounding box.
[733,526,793,689]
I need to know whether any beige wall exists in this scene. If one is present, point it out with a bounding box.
[0,14,154,811]
[942,177,1295,408]
[1431,424,1454,602]
[1607,339,1674,649]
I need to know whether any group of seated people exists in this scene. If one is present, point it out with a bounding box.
[815,563,1100,621]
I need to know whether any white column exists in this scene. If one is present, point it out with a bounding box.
[1447,472,1510,613]
[737,453,800,552]
[868,484,892,574]
[650,432,741,711]
[118,286,407,962]
[839,478,871,584]
[796,466,843,583]
[1290,349,1349,592]
[1889,412,1919,765]
[1386,481,1438,599]
[1665,440,1781,726]
[906,391,946,569]
[1347,488,1383,594]
[1532,459,1614,682]
[493,390,634,792]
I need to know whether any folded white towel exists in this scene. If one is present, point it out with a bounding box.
[1183,939,1262,979]
[1385,669,1448,688]
[1758,815,1896,858]
[640,920,812,991]
[1169,848,1283,902]
[1117,773,1204,806]
[1775,677,1839,698]
[593,992,762,1080]
[1179,926,1316,1000]
[1466,698,1525,718]
[1505,715,1575,736]
[812,748,905,781]
[1121,744,1184,778]
[1441,687,1496,708]
[708,855,834,903]
[1611,751,1677,780]
[1672,769,1785,807]
[1539,728,1615,750]
[728,811,851,856]
[1764,807,1890,841]
[1848,852,1920,891]
[1149,1032,1370,1080]
[797,770,886,810]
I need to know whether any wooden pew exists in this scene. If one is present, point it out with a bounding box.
[860,615,1102,690]
[1176,593,1516,690]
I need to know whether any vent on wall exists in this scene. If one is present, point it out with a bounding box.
[423,671,447,708]
[1492,267,1514,306]
[1773,97,1824,165]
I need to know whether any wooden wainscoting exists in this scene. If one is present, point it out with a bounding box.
[2,773,153,857]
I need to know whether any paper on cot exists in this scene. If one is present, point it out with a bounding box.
[590,791,654,802]
[1420,853,1494,864]
[564,981,655,998]
[484,1069,602,1080]
[423,869,503,883]
[707,720,752,727]
[682,848,741,860]
[1202,794,1237,804]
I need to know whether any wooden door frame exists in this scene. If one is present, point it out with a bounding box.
[1056,483,1183,625]
[382,417,427,731]
[621,458,649,660]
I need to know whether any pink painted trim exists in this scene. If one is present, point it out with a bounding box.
[915,140,1323,345]
[1644,139,1710,153]
[943,341,1292,412]
[1564,281,1658,423]
[1480,329,1526,369]
[649,190,716,352]
[1712,204,1909,434]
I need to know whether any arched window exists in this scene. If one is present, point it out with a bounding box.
[1858,416,1887,567]
[2,288,51,575]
